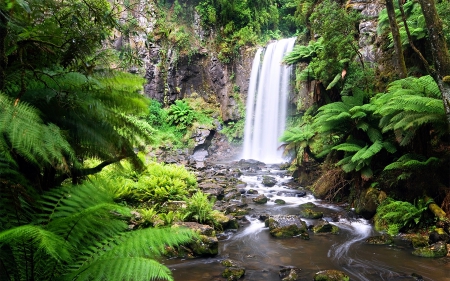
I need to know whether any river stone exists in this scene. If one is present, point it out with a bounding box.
[299,208,323,219]
[253,194,268,204]
[279,266,301,281]
[312,220,339,234]
[429,228,450,244]
[314,270,349,281]
[299,202,317,208]
[365,234,393,245]
[247,189,259,194]
[268,215,309,239]
[222,266,245,281]
[412,241,448,258]
[262,176,277,187]
[275,199,286,205]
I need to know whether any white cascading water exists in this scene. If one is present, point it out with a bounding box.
[242,38,296,163]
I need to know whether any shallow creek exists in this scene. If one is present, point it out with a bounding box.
[166,165,450,281]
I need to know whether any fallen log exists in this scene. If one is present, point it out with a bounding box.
[425,196,447,220]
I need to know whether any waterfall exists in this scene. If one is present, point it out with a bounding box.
[242,38,296,163]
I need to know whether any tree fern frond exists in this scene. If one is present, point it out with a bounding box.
[65,257,174,281]
[332,143,363,152]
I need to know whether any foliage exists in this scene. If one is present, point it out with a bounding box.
[375,197,432,235]
[0,179,195,281]
[221,119,246,143]
[185,191,217,224]
[377,0,427,47]
[308,0,361,86]
[106,160,199,204]
[167,100,196,130]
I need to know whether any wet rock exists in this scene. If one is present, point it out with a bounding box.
[212,212,239,230]
[365,234,393,245]
[268,215,309,239]
[279,265,301,281]
[295,191,307,197]
[312,220,339,234]
[253,194,268,204]
[314,269,349,281]
[262,175,277,187]
[222,266,245,281]
[275,199,286,205]
[410,235,429,249]
[247,189,259,194]
[412,241,448,258]
[172,222,218,256]
[299,208,323,219]
[299,202,317,208]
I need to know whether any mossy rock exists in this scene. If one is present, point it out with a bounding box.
[262,176,277,187]
[412,241,447,258]
[411,235,429,249]
[268,215,309,239]
[247,189,259,194]
[299,208,323,219]
[275,199,286,205]
[313,220,339,234]
[299,202,317,208]
[189,234,219,256]
[365,234,394,245]
[222,266,245,280]
[314,270,349,281]
[355,187,387,219]
[253,194,268,204]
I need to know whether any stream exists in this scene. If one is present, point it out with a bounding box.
[166,164,450,281]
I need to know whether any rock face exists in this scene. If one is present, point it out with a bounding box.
[267,215,309,239]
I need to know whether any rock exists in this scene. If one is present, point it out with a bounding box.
[295,191,307,197]
[212,212,239,230]
[222,266,245,281]
[312,220,339,234]
[172,222,218,256]
[355,187,387,219]
[412,241,448,258]
[267,215,309,239]
[314,269,349,281]
[262,176,277,187]
[247,189,259,194]
[299,208,323,219]
[253,194,268,204]
[365,234,393,245]
[279,266,301,281]
[429,228,450,244]
[299,202,317,208]
[275,199,286,205]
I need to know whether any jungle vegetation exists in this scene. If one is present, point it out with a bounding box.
[1,0,449,280]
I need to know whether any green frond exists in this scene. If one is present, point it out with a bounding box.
[359,140,383,160]
[0,224,72,263]
[65,257,174,281]
[360,166,373,180]
[332,143,362,152]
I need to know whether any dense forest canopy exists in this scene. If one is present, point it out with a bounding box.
[0,0,449,280]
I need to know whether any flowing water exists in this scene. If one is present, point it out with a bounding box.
[166,165,450,281]
[166,39,449,280]
[242,38,296,163]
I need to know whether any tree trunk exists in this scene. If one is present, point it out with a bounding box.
[418,0,450,128]
[0,8,7,91]
[386,0,407,78]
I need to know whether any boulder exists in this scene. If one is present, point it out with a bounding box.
[267,215,309,239]
[299,208,323,219]
[312,220,339,234]
[253,194,268,204]
[314,270,349,281]
[354,187,387,219]
[275,199,286,205]
[412,241,448,258]
[299,202,317,208]
[428,228,450,244]
[262,175,277,187]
